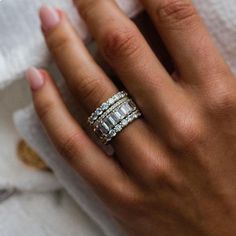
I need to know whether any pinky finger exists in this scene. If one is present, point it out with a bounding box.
[25,67,134,201]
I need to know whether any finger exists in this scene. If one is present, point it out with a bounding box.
[38,5,167,181]
[26,67,136,202]
[73,0,182,121]
[39,5,117,113]
[73,0,195,155]
[140,0,231,85]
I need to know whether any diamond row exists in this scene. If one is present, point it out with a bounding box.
[88,91,127,125]
[93,97,130,129]
[102,110,142,144]
[94,99,136,138]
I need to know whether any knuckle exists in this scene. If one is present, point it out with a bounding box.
[101,26,140,61]
[112,188,146,217]
[156,0,198,29]
[57,131,81,162]
[197,53,231,79]
[78,77,108,107]
[77,0,101,21]
[36,99,55,122]
[150,162,181,192]
[147,159,171,184]
[169,114,206,151]
[206,85,236,113]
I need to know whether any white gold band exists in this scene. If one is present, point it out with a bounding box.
[88,91,128,125]
[88,91,142,144]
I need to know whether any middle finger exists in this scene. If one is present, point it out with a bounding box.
[39,6,167,183]
[74,0,183,126]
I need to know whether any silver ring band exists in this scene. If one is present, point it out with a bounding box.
[88,91,128,125]
[88,91,142,144]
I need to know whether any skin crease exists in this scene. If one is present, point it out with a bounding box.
[28,1,236,235]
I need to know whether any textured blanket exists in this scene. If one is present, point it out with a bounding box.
[0,0,141,89]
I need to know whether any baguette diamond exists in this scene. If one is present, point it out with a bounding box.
[88,91,142,144]
[88,91,128,125]
[103,110,142,143]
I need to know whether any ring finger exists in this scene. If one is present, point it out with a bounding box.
[73,0,195,146]
[39,6,166,182]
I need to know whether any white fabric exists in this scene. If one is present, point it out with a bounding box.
[0,80,60,192]
[0,80,103,236]
[194,0,236,75]
[0,0,141,89]
[0,0,235,235]
[0,191,103,236]
[14,75,125,236]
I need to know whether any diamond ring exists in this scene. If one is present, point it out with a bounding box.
[88,91,142,144]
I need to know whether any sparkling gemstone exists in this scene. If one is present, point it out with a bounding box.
[107,115,117,126]
[99,122,110,134]
[120,103,130,115]
[101,103,109,110]
[109,130,116,137]
[113,95,119,100]
[128,101,136,110]
[114,111,123,119]
[127,116,132,122]
[118,106,126,118]
[123,103,133,113]
[108,98,114,105]
[104,117,114,129]
[121,119,128,126]
[111,113,120,123]
[95,108,103,116]
[115,124,122,132]
[92,115,98,121]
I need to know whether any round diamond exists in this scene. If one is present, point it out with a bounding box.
[108,98,114,105]
[109,130,116,137]
[101,103,109,110]
[92,115,97,121]
[121,119,128,126]
[127,116,132,122]
[115,124,122,132]
[95,108,103,116]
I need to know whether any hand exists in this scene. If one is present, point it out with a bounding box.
[26,1,236,235]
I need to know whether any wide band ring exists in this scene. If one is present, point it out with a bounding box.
[88,91,142,144]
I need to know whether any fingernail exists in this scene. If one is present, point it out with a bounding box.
[39,5,60,31]
[26,67,45,91]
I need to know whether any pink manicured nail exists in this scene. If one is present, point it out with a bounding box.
[26,67,45,90]
[39,5,60,31]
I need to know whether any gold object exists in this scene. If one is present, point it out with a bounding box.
[17,140,50,171]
